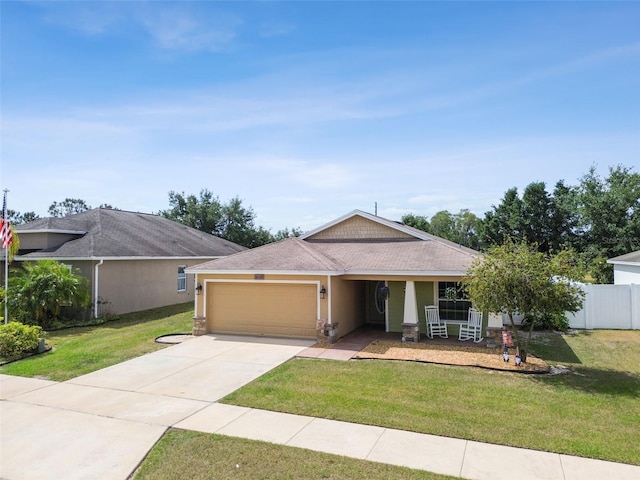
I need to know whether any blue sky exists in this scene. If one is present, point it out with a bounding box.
[1,1,639,232]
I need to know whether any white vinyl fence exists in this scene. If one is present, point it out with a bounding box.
[567,284,640,330]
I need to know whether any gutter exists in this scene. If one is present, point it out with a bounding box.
[94,259,104,318]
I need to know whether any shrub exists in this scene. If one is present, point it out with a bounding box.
[522,312,570,332]
[7,260,90,329]
[0,322,43,359]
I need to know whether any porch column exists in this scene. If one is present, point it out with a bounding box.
[402,280,420,342]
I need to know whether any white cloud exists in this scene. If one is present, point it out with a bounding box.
[137,6,241,52]
[39,1,242,53]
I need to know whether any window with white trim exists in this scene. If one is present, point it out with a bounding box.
[177,266,187,292]
[438,282,472,321]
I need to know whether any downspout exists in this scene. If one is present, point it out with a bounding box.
[94,259,104,318]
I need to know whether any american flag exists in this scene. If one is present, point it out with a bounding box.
[0,191,12,250]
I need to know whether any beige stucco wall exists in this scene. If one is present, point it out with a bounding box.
[11,258,209,316]
[95,259,205,315]
[329,276,365,337]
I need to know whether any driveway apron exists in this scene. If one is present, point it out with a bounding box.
[0,335,313,480]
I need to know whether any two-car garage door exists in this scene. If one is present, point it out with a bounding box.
[206,282,318,338]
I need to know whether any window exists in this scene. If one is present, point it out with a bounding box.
[177,266,187,292]
[438,282,471,321]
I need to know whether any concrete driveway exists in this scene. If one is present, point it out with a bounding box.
[0,334,313,480]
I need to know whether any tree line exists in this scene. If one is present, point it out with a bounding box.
[402,165,640,283]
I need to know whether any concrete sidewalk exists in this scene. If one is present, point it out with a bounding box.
[2,334,639,480]
[174,403,640,480]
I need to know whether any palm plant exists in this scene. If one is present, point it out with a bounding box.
[8,260,90,329]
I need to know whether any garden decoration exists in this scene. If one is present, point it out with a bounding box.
[502,346,510,363]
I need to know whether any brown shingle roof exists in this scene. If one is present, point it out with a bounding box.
[189,211,479,275]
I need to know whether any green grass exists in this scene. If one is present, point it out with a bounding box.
[133,429,454,480]
[222,330,640,466]
[0,302,193,381]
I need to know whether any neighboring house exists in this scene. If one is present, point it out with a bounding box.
[13,208,246,316]
[607,250,640,284]
[188,210,496,341]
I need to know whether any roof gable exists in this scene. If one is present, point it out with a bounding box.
[301,210,429,241]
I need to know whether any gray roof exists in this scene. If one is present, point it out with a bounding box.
[608,250,640,265]
[16,208,246,259]
[189,210,479,276]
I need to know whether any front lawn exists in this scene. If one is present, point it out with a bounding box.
[133,429,453,480]
[0,302,193,381]
[222,330,640,465]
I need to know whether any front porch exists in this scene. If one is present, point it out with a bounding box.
[340,279,501,341]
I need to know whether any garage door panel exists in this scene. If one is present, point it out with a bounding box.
[207,283,317,338]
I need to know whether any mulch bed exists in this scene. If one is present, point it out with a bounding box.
[354,340,550,373]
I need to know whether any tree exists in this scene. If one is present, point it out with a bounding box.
[481,181,585,254]
[48,198,91,217]
[549,180,582,252]
[480,187,524,247]
[453,209,482,250]
[401,213,430,233]
[272,227,303,241]
[464,240,585,362]
[521,182,554,252]
[160,190,282,248]
[578,165,640,283]
[160,190,224,234]
[429,211,457,240]
[7,260,90,329]
[220,197,271,248]
[7,210,40,225]
[402,210,481,249]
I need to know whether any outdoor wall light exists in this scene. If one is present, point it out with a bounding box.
[320,286,327,299]
[195,283,203,295]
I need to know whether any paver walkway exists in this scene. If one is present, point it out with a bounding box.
[2,334,639,480]
[297,327,383,360]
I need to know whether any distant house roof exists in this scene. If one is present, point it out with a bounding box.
[189,209,479,276]
[16,208,246,259]
[607,250,640,266]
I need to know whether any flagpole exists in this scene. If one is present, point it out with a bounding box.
[4,244,7,324]
[3,189,8,324]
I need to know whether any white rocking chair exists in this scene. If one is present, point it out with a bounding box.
[425,305,448,339]
[459,308,484,343]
